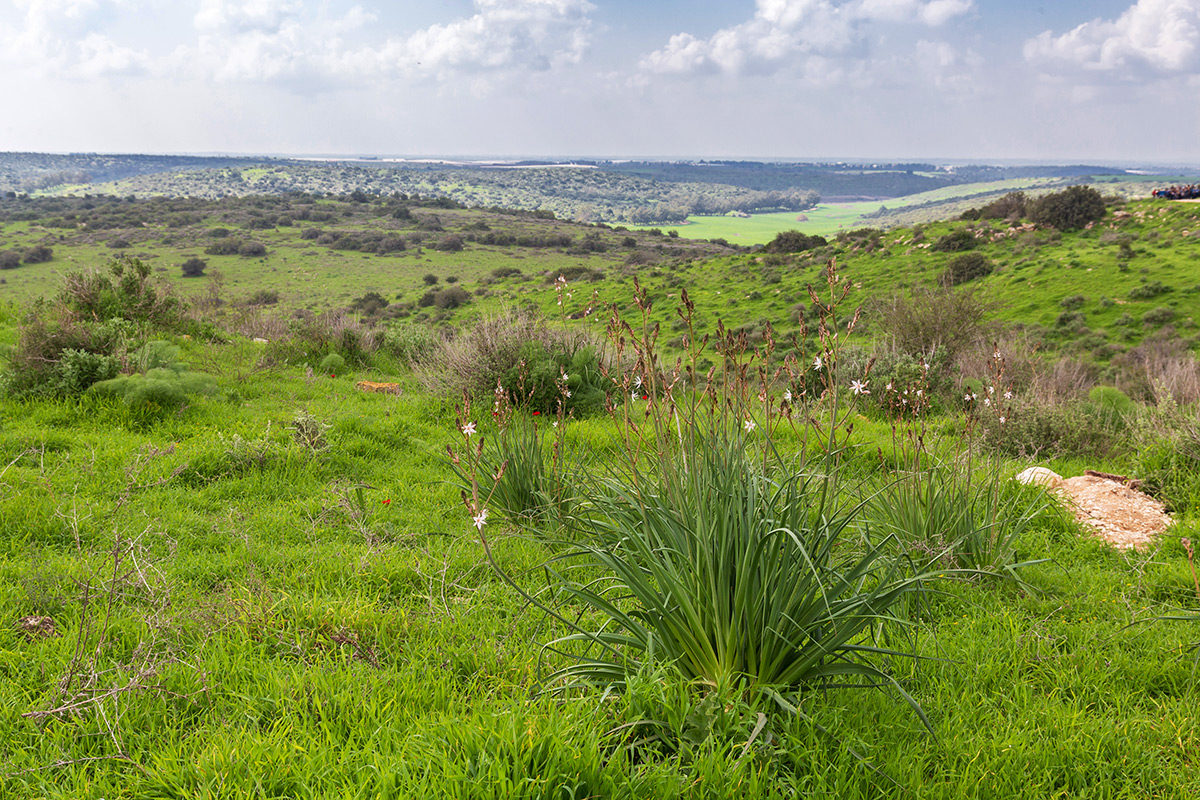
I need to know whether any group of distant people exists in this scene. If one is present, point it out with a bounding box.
[1152,184,1200,200]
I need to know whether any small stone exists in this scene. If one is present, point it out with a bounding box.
[1015,466,1064,489]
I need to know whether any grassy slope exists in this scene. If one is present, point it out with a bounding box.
[2,196,1200,797]
[4,196,1199,370]
[649,176,1197,245]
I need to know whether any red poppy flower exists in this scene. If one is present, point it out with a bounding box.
[382,499,391,505]
[532,411,541,416]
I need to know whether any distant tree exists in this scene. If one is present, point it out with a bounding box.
[977,191,1028,221]
[1028,185,1106,231]
[181,257,207,278]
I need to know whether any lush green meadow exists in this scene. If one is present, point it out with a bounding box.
[2,191,1200,798]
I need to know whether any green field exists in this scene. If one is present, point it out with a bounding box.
[3,190,1200,798]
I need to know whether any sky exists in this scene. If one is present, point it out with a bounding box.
[1,0,1198,163]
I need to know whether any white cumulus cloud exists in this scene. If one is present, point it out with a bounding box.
[639,0,972,77]
[354,0,595,79]
[1024,0,1200,74]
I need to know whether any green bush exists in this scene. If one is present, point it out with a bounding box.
[1028,185,1106,231]
[2,258,186,398]
[381,323,437,365]
[88,367,217,420]
[763,230,826,253]
[1128,281,1170,300]
[1142,307,1176,327]
[319,353,346,375]
[931,229,979,253]
[942,252,993,286]
[205,239,242,255]
[1059,294,1086,310]
[49,348,121,396]
[418,309,605,416]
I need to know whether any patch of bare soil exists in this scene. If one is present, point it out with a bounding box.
[1055,475,1172,550]
[16,616,58,639]
[356,381,402,395]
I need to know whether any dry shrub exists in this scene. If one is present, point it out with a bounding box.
[416,307,597,403]
[262,309,380,367]
[873,285,998,363]
[955,333,1042,394]
[1027,357,1099,405]
[1114,336,1200,404]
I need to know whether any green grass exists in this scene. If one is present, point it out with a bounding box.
[2,337,1198,797]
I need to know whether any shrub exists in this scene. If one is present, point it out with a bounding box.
[0,250,20,269]
[418,308,605,415]
[319,353,346,375]
[422,273,438,286]
[181,257,207,278]
[435,235,464,252]
[205,239,242,255]
[47,348,122,396]
[977,191,1028,221]
[350,291,389,315]
[88,361,217,420]
[764,230,827,253]
[238,241,267,257]
[1028,185,1106,231]
[942,252,993,286]
[380,323,437,365]
[1143,307,1176,327]
[246,289,279,306]
[873,286,996,361]
[1128,281,1170,300]
[931,229,978,252]
[22,245,53,263]
[262,311,379,368]
[1059,294,1086,310]
[433,286,471,310]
